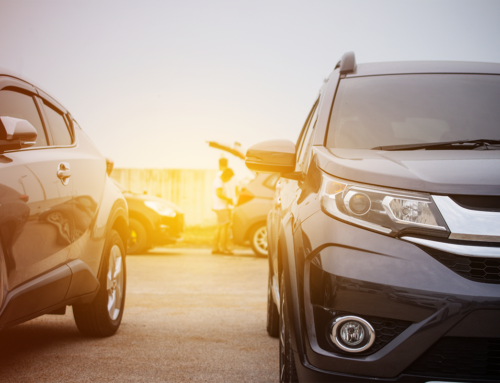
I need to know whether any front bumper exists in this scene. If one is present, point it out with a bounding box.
[293,210,500,382]
[150,214,184,245]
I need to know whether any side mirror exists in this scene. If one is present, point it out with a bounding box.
[0,116,38,153]
[245,139,296,174]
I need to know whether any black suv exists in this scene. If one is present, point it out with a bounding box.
[0,68,128,337]
[246,53,500,382]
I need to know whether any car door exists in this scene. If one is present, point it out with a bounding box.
[269,99,319,277]
[63,116,107,272]
[0,77,75,297]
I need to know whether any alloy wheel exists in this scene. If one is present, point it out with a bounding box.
[253,226,268,255]
[107,244,124,320]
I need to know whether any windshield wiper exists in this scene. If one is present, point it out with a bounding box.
[372,139,500,151]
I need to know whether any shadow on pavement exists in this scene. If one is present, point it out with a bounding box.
[0,319,86,367]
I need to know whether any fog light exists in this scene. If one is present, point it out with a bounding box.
[340,321,364,346]
[331,316,375,353]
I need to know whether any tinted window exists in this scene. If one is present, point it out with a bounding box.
[327,74,500,149]
[296,104,319,171]
[43,103,72,145]
[0,90,47,147]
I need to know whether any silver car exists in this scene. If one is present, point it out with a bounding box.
[232,173,279,256]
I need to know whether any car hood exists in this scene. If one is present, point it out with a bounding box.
[123,192,184,213]
[316,147,500,195]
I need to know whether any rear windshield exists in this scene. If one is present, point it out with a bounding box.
[326,74,500,149]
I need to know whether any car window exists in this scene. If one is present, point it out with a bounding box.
[296,103,319,172]
[295,99,319,151]
[263,173,280,189]
[0,90,48,147]
[42,102,72,146]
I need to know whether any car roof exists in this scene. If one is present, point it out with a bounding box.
[347,60,500,78]
[0,66,68,113]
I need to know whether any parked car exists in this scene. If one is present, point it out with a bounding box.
[0,68,129,337]
[233,173,279,256]
[113,180,184,254]
[246,52,500,382]
[207,140,278,256]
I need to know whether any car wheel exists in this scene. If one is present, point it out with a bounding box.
[280,273,298,383]
[128,218,147,254]
[267,268,279,337]
[250,224,268,257]
[73,229,126,337]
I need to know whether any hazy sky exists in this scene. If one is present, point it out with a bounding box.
[1,0,499,175]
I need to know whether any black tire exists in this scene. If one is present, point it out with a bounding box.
[250,224,268,257]
[280,273,299,383]
[267,268,279,337]
[73,229,126,337]
[128,218,147,254]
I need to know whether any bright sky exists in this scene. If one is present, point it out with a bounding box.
[1,0,499,177]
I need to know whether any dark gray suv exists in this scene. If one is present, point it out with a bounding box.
[246,53,500,382]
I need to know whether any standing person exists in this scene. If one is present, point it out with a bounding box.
[218,157,228,173]
[217,156,238,241]
[212,168,235,255]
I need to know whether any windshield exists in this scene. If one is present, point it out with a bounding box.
[326,74,500,150]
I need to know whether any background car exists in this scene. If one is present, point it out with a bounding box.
[0,68,129,337]
[207,140,279,256]
[233,173,279,256]
[247,52,500,382]
[113,180,184,254]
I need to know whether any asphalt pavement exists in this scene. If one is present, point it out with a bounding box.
[0,248,278,382]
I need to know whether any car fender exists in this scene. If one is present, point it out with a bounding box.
[91,177,128,278]
[278,212,305,356]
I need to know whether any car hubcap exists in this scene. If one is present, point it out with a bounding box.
[254,226,268,255]
[107,244,124,320]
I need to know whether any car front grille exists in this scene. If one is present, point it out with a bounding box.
[421,246,500,284]
[406,337,500,380]
[313,306,412,355]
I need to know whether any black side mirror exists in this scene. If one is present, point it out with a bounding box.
[0,116,38,153]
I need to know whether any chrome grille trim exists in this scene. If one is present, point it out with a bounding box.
[432,196,500,242]
[402,236,500,258]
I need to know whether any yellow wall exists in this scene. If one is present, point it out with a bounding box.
[112,168,218,226]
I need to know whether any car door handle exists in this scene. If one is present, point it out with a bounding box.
[57,162,71,184]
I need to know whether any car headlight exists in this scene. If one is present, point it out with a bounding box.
[144,201,176,217]
[320,174,449,237]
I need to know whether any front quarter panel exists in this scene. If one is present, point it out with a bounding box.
[68,175,127,277]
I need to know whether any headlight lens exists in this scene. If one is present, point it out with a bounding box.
[320,174,449,236]
[144,201,176,217]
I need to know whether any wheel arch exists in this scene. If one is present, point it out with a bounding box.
[278,213,305,356]
[112,214,129,252]
[128,211,154,235]
[245,220,267,242]
[97,200,128,279]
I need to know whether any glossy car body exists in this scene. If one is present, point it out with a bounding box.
[233,173,279,256]
[113,181,184,254]
[0,68,128,334]
[252,54,500,382]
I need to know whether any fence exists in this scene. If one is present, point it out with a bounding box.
[111,168,218,226]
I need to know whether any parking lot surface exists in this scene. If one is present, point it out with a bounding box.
[0,248,278,382]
